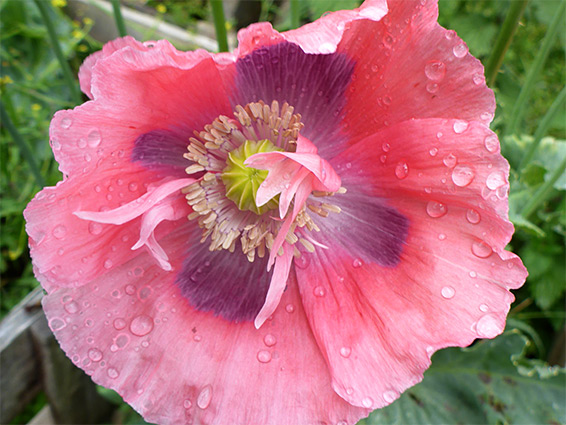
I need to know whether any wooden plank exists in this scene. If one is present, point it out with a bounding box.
[0,287,44,424]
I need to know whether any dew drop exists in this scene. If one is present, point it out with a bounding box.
[429,147,438,157]
[197,385,212,409]
[125,284,136,295]
[441,286,455,299]
[382,142,390,152]
[383,95,392,105]
[483,134,499,153]
[352,258,363,268]
[264,334,277,347]
[88,348,103,362]
[486,171,506,190]
[294,254,310,269]
[115,334,130,348]
[193,334,202,342]
[438,233,446,240]
[395,162,409,179]
[453,120,469,134]
[285,303,295,313]
[128,182,138,192]
[476,314,500,338]
[64,301,79,314]
[48,317,66,331]
[452,165,475,187]
[61,117,72,129]
[103,259,113,269]
[469,271,477,278]
[472,73,485,85]
[426,82,439,94]
[424,61,446,81]
[479,304,489,312]
[472,241,492,258]
[130,315,154,336]
[380,154,387,164]
[62,295,72,304]
[383,33,394,48]
[87,129,101,147]
[426,201,447,218]
[88,222,103,235]
[442,153,457,168]
[52,225,67,240]
[138,286,152,300]
[107,368,119,379]
[362,397,373,408]
[257,350,272,363]
[466,209,481,224]
[383,391,397,403]
[340,347,352,358]
[453,42,468,58]
[313,286,326,297]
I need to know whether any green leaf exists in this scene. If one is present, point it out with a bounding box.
[361,332,565,425]
[533,137,566,190]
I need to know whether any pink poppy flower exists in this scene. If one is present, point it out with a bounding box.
[24,0,527,424]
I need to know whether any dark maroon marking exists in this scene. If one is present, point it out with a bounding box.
[132,129,189,176]
[175,240,272,322]
[316,190,409,267]
[235,42,354,157]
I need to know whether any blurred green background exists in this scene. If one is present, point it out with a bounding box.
[1,0,564,424]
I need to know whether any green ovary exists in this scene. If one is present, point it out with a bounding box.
[221,139,280,215]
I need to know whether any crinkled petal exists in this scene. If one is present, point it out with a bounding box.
[337,0,495,146]
[293,118,526,409]
[51,44,235,178]
[42,234,368,425]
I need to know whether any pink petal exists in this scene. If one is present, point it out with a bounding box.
[337,0,495,146]
[254,242,294,329]
[42,242,369,425]
[74,177,193,225]
[294,118,526,409]
[236,0,388,56]
[51,46,234,178]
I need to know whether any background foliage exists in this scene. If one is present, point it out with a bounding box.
[1,0,564,424]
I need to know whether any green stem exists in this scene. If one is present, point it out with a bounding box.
[520,86,566,169]
[210,0,229,52]
[110,0,128,37]
[484,0,529,86]
[33,0,81,105]
[290,0,300,29]
[521,156,566,218]
[507,0,566,135]
[0,100,46,188]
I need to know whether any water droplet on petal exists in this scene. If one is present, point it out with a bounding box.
[88,222,103,235]
[285,303,295,313]
[438,233,446,240]
[445,30,456,40]
[453,120,469,134]
[197,385,212,409]
[264,334,277,347]
[441,286,455,299]
[294,255,310,269]
[103,259,113,269]
[340,347,352,358]
[352,258,363,268]
[469,271,477,278]
[130,315,154,336]
[193,334,202,342]
[183,399,192,409]
[125,284,136,295]
[383,391,397,403]
[383,33,394,48]
[107,367,119,379]
[314,286,326,297]
[64,301,79,314]
[426,82,439,93]
[479,304,489,312]
[88,348,103,362]
[429,147,438,156]
[383,95,392,105]
[52,225,67,239]
[362,397,373,408]
[443,153,457,168]
[382,143,390,152]
[87,129,101,147]
[484,135,499,153]
[424,61,446,81]
[476,314,500,338]
[61,117,72,129]
[472,73,485,85]
[472,241,492,258]
[466,209,481,224]
[452,165,475,187]
[486,171,506,190]
[257,350,272,363]
[395,162,409,179]
[453,42,468,58]
[49,317,66,331]
[426,201,447,218]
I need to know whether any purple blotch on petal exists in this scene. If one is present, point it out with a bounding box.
[318,191,409,267]
[176,240,272,322]
[132,129,188,175]
[235,42,354,156]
